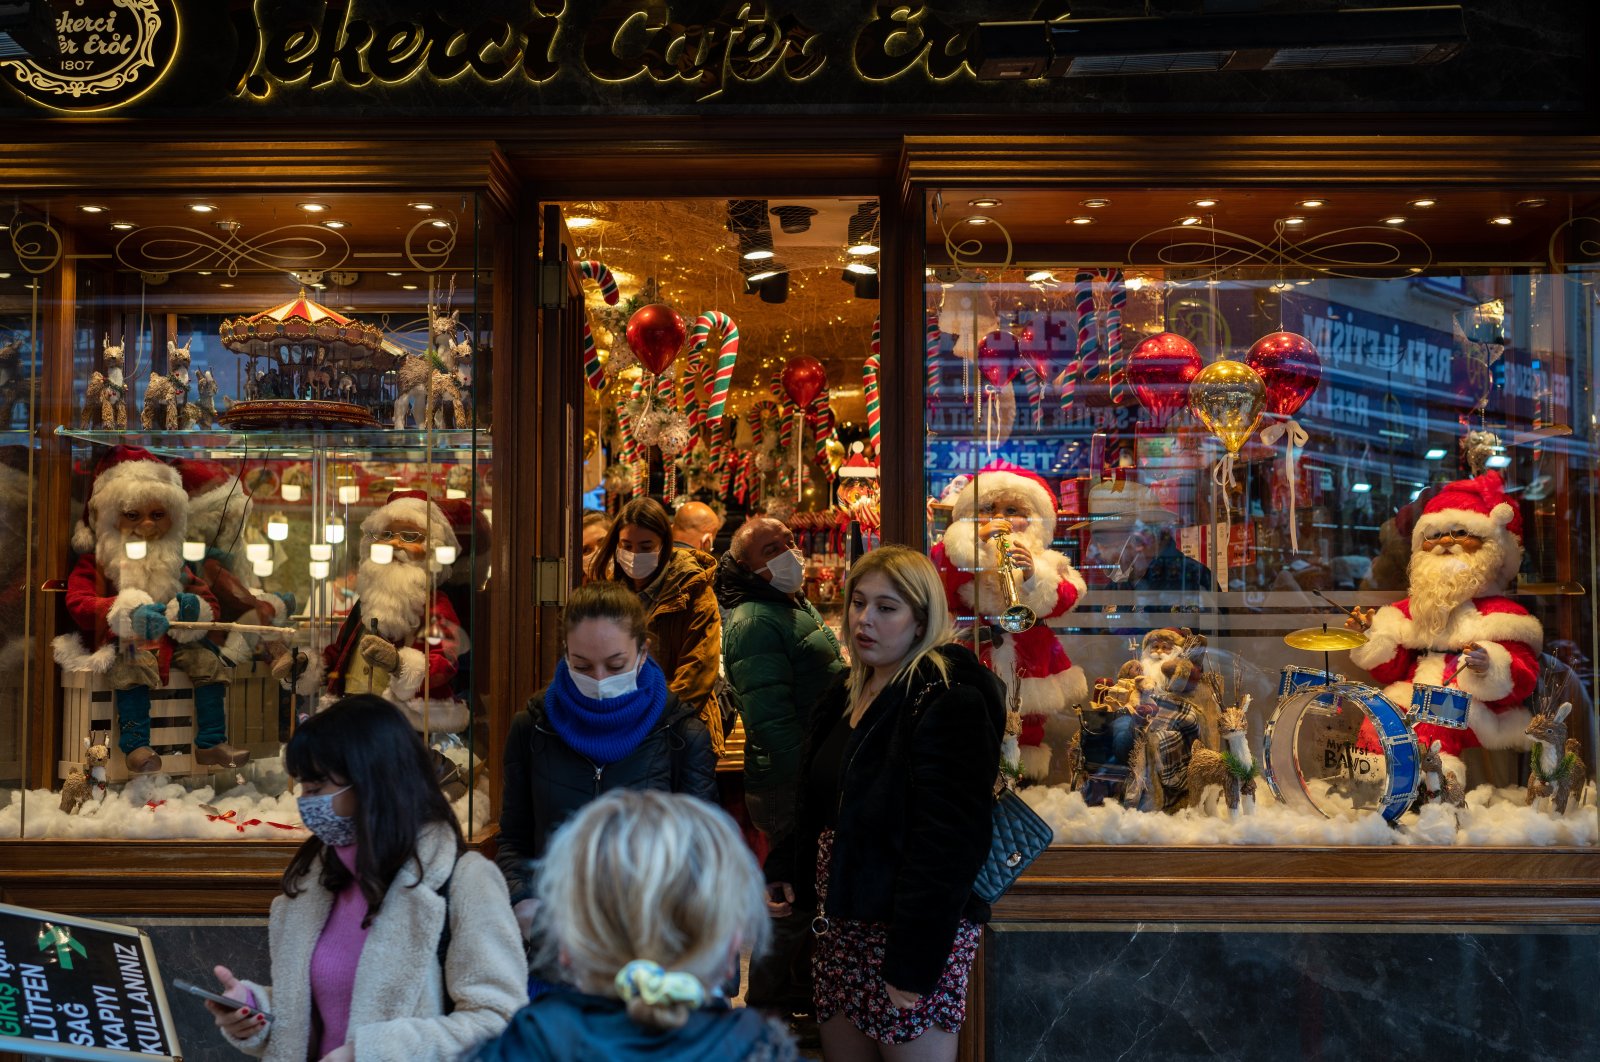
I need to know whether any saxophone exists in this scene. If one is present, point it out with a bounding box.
[991,527,1037,634]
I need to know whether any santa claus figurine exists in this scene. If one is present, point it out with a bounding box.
[1347,471,1541,781]
[283,489,466,733]
[53,446,248,773]
[931,461,1087,780]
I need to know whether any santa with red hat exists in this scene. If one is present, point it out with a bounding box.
[931,461,1087,780]
[53,446,247,773]
[1347,471,1541,781]
[283,489,466,733]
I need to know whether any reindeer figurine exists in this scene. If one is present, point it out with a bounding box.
[59,734,111,815]
[1526,701,1588,815]
[82,334,129,429]
[392,307,471,429]
[1185,697,1257,819]
[187,369,219,429]
[142,337,195,430]
[1418,739,1467,809]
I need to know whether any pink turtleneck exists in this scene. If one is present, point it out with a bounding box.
[309,845,372,1058]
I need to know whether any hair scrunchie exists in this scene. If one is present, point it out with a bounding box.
[614,959,706,1010]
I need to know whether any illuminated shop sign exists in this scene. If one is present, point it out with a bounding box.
[0,0,179,113]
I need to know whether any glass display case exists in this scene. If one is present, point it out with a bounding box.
[0,191,494,840]
[923,186,1599,848]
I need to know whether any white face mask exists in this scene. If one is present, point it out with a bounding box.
[569,653,644,700]
[616,548,659,580]
[760,548,806,594]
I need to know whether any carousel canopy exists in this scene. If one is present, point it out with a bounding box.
[220,290,385,357]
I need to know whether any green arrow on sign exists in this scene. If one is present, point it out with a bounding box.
[39,924,87,970]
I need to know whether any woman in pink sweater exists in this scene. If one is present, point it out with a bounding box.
[205,695,526,1062]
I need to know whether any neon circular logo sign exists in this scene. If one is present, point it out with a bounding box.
[1,0,179,113]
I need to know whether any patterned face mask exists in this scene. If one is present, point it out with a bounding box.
[297,784,356,848]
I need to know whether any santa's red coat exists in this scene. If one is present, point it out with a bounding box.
[59,551,220,681]
[322,592,460,702]
[1348,595,1541,757]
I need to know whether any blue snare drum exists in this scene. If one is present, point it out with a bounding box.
[1264,681,1420,823]
[1278,665,1343,701]
[1410,683,1471,731]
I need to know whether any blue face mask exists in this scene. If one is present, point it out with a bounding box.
[297,784,356,847]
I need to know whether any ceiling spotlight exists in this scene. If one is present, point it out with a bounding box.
[110,220,136,231]
[1178,216,1203,226]
[1383,216,1407,225]
[567,216,598,229]
[196,270,211,276]
[969,197,1002,208]
[386,271,402,276]
[1515,197,1548,208]
[1408,198,1437,208]
[845,262,878,275]
[409,201,435,211]
[747,268,782,282]
[218,282,234,288]
[1191,198,1219,208]
[1081,198,1111,208]
[743,247,775,260]
[430,219,450,228]
[79,204,106,214]
[323,220,348,229]
[1489,215,1514,226]
[966,215,993,226]
[1067,216,1096,225]
[771,205,818,234]
[1281,216,1306,227]
[402,283,419,290]
[189,203,217,213]
[298,202,327,213]
[1297,199,1326,208]
[848,241,880,255]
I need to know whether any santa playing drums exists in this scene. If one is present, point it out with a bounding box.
[53,446,249,773]
[282,489,466,733]
[931,461,1087,780]
[1347,471,1540,782]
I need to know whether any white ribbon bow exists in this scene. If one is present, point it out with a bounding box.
[1260,418,1309,552]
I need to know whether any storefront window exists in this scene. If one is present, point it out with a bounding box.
[925,187,1598,846]
[2,192,493,839]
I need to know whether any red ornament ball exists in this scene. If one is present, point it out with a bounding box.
[782,355,827,408]
[1127,332,1202,427]
[1245,331,1321,417]
[625,304,688,376]
[977,329,1022,388]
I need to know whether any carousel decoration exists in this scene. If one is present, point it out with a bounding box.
[217,290,389,428]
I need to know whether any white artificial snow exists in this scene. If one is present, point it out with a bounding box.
[1021,780,1597,847]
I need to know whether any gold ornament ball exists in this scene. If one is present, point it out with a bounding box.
[1188,360,1266,454]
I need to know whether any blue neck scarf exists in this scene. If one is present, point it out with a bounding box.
[545,657,670,765]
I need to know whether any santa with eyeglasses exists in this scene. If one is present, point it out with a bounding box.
[279,489,466,731]
[1346,471,1541,782]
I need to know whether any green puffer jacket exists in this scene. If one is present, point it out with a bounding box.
[714,552,846,797]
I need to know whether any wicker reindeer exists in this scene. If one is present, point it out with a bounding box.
[1185,697,1257,818]
[59,734,111,815]
[1525,701,1588,815]
[1419,738,1467,808]
[142,337,194,430]
[392,308,471,429]
[82,334,129,429]
[187,369,219,429]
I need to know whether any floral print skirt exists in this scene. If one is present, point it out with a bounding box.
[810,828,982,1044]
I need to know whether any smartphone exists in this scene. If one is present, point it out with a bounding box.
[170,977,273,1022]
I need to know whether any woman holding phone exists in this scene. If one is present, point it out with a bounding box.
[205,694,525,1062]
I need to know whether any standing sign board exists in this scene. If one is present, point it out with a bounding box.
[0,902,180,1061]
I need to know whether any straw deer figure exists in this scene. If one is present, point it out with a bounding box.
[82,335,129,429]
[1185,698,1257,819]
[143,337,194,430]
[59,734,111,815]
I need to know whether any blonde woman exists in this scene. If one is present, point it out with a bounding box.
[472,790,796,1061]
[766,546,1004,1061]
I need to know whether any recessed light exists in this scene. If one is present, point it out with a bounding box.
[110,220,136,231]
[1178,216,1203,226]
[1383,216,1407,226]
[218,282,234,288]
[386,271,403,277]
[1281,216,1306,227]
[1190,198,1218,208]
[402,283,419,290]
[189,203,217,213]
[298,202,327,213]
[1025,270,1056,282]
[79,204,106,214]
[1080,198,1110,209]
[1489,215,1514,226]
[747,269,780,282]
[1408,198,1437,208]
[430,219,450,229]
[409,201,435,211]
[1516,197,1548,209]
[848,242,880,255]
[966,215,993,226]
[0,273,10,279]
[845,262,878,276]
[567,216,598,229]
[742,247,775,260]
[1297,199,1326,208]
[323,220,347,229]
[1067,216,1096,225]
[197,270,212,276]
[968,197,1002,208]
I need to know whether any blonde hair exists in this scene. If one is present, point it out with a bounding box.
[842,545,954,709]
[531,790,770,1030]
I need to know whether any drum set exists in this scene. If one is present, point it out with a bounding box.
[1261,624,1472,822]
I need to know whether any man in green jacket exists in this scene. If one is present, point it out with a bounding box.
[715,515,844,1019]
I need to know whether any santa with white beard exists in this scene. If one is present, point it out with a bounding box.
[53,446,246,773]
[931,461,1087,780]
[1347,471,1541,781]
[283,489,465,733]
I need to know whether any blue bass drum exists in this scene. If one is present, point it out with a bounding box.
[1278,665,1344,701]
[1410,682,1471,731]
[1262,682,1420,823]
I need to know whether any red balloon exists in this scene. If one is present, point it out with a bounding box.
[1245,331,1321,417]
[626,304,688,375]
[782,355,827,408]
[977,329,1022,388]
[1127,332,1202,427]
[1017,323,1052,382]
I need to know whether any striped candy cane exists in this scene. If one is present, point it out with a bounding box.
[1105,268,1134,407]
[809,397,835,469]
[862,352,881,456]
[687,311,741,428]
[925,312,940,413]
[578,261,620,391]
[1074,270,1101,383]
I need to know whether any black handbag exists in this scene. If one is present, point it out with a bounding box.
[973,787,1054,904]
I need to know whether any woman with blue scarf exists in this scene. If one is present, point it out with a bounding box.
[495,581,718,954]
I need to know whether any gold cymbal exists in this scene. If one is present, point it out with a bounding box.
[1283,626,1370,651]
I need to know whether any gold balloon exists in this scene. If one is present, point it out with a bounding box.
[1188,360,1266,454]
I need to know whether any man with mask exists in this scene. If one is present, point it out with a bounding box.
[714,515,844,1020]
[671,500,722,554]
